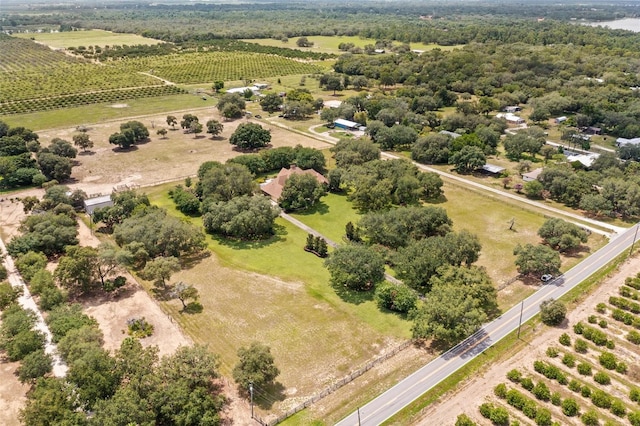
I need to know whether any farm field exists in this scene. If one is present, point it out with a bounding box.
[13,29,164,48]
[242,35,464,54]
[419,258,640,426]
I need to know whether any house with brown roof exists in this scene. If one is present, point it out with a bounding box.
[260,165,328,200]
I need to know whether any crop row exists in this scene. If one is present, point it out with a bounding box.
[114,52,323,84]
[0,34,79,73]
[625,275,640,291]
[610,296,640,314]
[0,85,187,115]
[611,308,640,329]
[621,285,640,301]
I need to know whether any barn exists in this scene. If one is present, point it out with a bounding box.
[333,119,361,131]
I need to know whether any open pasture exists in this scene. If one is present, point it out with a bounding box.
[116,51,323,84]
[13,29,164,49]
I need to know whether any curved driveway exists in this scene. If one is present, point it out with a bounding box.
[336,223,639,425]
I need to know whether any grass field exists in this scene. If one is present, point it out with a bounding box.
[142,185,412,416]
[242,35,463,54]
[13,29,164,48]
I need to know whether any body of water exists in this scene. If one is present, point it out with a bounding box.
[588,18,640,32]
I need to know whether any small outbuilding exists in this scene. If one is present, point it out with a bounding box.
[504,106,522,113]
[439,130,462,139]
[84,195,113,215]
[555,116,568,124]
[522,168,543,182]
[334,119,361,131]
[616,137,640,147]
[481,164,506,175]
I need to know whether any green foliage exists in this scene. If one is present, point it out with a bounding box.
[591,389,612,409]
[7,212,78,257]
[57,324,104,364]
[46,303,98,343]
[279,173,327,211]
[17,349,52,383]
[539,298,566,326]
[577,362,592,376]
[196,161,256,202]
[168,185,200,215]
[20,377,87,425]
[455,414,477,426]
[494,383,508,398]
[593,371,610,385]
[449,145,486,174]
[611,399,626,417]
[127,317,154,338]
[581,386,591,398]
[562,353,575,368]
[598,351,617,370]
[631,387,640,403]
[533,381,551,401]
[507,369,522,383]
[551,392,561,406]
[535,407,552,426]
[232,342,280,395]
[581,409,599,426]
[0,281,22,309]
[568,379,581,392]
[203,195,280,240]
[142,256,181,288]
[631,412,640,426]
[55,245,100,295]
[67,346,119,408]
[513,243,561,276]
[330,138,380,168]
[546,346,559,358]
[559,332,571,346]
[229,122,271,150]
[374,282,418,313]
[15,251,48,281]
[574,338,588,353]
[170,281,200,310]
[538,218,588,252]
[562,398,580,417]
[324,244,385,291]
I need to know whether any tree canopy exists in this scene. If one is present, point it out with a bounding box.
[324,244,385,291]
[278,173,327,212]
[229,123,271,150]
[232,342,280,396]
[202,195,280,240]
[513,243,561,276]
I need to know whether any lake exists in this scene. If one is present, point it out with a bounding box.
[588,18,640,32]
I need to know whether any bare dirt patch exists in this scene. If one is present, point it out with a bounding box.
[0,360,29,426]
[415,255,640,425]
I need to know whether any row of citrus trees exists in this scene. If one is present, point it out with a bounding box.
[457,273,640,426]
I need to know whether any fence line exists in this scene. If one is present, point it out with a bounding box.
[264,340,414,425]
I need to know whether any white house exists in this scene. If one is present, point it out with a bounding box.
[617,137,640,147]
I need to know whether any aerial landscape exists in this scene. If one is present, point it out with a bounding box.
[2,0,640,425]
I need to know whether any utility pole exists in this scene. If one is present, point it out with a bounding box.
[630,224,639,257]
[357,407,361,426]
[517,300,524,339]
[249,382,254,419]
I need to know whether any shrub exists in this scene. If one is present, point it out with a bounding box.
[577,363,592,376]
[557,373,568,385]
[559,333,571,346]
[631,388,640,402]
[574,338,588,353]
[507,369,522,383]
[599,352,617,370]
[533,382,551,401]
[591,389,612,409]
[598,319,607,328]
[455,414,477,426]
[616,362,627,374]
[540,298,567,325]
[581,409,599,426]
[479,402,493,419]
[551,392,561,406]
[611,399,626,417]
[494,383,508,398]
[16,349,52,383]
[629,411,640,426]
[596,303,606,313]
[581,386,591,398]
[490,406,510,426]
[535,408,552,426]
[588,315,597,324]
[127,317,154,338]
[569,379,581,392]
[562,398,580,416]
[574,321,584,334]
[562,353,576,368]
[521,377,534,391]
[506,389,526,409]
[605,339,615,349]
[522,400,538,419]
[546,346,559,358]
[628,330,640,345]
[593,371,610,385]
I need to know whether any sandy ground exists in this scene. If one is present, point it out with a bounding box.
[0,361,28,426]
[415,255,640,425]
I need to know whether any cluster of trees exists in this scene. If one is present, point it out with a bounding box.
[229,122,271,150]
[217,93,246,120]
[228,144,326,175]
[0,121,78,189]
[108,121,149,149]
[304,233,328,258]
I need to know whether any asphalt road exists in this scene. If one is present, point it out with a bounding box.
[336,223,639,426]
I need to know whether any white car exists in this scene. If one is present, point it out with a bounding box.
[541,274,554,282]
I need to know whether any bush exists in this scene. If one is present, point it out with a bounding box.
[490,406,510,426]
[374,282,417,313]
[605,339,615,349]
[521,377,534,391]
[126,317,154,338]
[599,351,617,370]
[533,381,551,401]
[455,414,477,426]
[598,319,607,328]
[611,399,626,417]
[559,333,571,346]
[0,282,22,309]
[574,321,584,334]
[535,408,552,426]
[569,379,581,392]
[630,411,640,426]
[596,303,606,313]
[522,400,538,419]
[631,388,640,402]
[562,398,580,416]
[16,349,52,383]
[494,383,508,398]
[628,330,640,345]
[581,386,591,398]
[540,298,567,326]
[507,369,522,383]
[593,371,610,385]
[581,409,599,426]
[3,329,45,361]
[591,389,612,409]
[588,315,597,324]
[479,402,493,419]
[546,346,559,357]
[562,353,576,368]
[574,338,588,353]
[577,362,592,376]
[551,392,561,406]
[616,362,627,374]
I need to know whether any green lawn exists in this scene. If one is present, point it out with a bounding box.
[290,193,361,244]
[1,93,210,131]
[14,29,163,48]
[141,184,412,414]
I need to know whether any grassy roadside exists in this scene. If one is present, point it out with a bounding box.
[381,249,631,425]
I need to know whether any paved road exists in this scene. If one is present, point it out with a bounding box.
[336,223,639,426]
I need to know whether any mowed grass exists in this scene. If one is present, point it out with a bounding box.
[13,29,163,48]
[142,185,412,411]
[290,193,361,244]
[1,93,211,131]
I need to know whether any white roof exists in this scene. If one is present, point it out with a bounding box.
[324,100,342,108]
[439,130,461,139]
[226,86,260,94]
[482,164,506,174]
[334,118,360,128]
[84,195,113,215]
[617,137,640,146]
[566,153,599,168]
